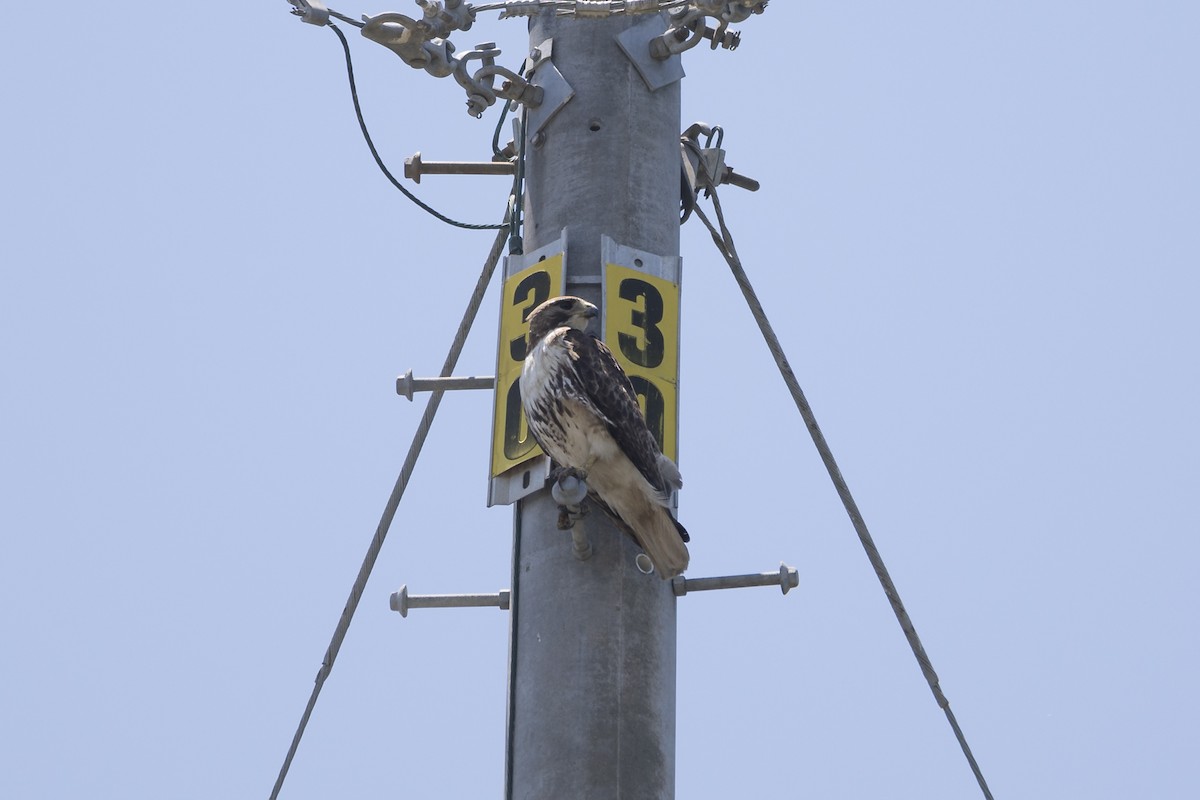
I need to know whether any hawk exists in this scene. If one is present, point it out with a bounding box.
[520,295,690,578]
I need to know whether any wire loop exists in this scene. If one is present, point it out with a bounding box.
[328,23,507,231]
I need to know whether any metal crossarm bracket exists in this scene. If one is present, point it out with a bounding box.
[671,562,799,597]
[390,584,512,617]
[396,368,495,400]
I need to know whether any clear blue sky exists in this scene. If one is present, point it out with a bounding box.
[2,2,1197,798]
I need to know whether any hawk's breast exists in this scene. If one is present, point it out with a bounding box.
[521,330,617,470]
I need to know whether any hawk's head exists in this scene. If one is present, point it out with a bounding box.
[526,296,598,344]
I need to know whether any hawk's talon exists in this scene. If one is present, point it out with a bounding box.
[551,465,589,486]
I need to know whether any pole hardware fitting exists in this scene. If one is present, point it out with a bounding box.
[671,562,799,598]
[288,0,330,25]
[396,369,496,400]
[486,0,665,21]
[403,151,517,184]
[361,10,543,118]
[414,0,477,39]
[527,43,546,67]
[679,122,759,221]
[551,471,592,560]
[493,0,548,20]
[390,584,511,617]
[455,45,545,117]
[566,0,636,18]
[649,1,768,61]
[287,1,373,28]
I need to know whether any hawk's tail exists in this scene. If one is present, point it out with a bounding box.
[587,458,690,579]
[625,503,690,579]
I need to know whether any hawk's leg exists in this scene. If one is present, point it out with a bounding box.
[552,469,589,530]
[550,470,594,560]
[549,465,589,485]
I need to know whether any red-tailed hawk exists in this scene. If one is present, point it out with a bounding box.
[520,296,690,578]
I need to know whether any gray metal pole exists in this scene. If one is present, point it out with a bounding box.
[506,12,683,800]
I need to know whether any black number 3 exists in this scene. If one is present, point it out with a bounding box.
[617,278,664,368]
[510,271,551,362]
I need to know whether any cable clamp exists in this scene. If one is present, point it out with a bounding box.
[679,122,758,221]
[288,0,330,25]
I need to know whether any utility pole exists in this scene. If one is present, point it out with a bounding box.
[504,12,683,800]
[280,6,993,799]
[283,4,782,799]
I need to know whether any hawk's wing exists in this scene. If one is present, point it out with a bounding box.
[562,329,669,494]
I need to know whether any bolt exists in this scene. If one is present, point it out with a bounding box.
[778,562,799,595]
[402,154,515,185]
[395,370,496,399]
[671,562,801,597]
[390,584,512,618]
[572,526,593,561]
[721,166,760,192]
[403,152,425,184]
[390,585,410,617]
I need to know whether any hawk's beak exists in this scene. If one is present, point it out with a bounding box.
[583,306,598,319]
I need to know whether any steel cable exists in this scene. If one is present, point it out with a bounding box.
[690,189,995,800]
[269,217,511,800]
[328,23,507,231]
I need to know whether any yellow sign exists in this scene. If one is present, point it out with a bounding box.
[490,256,565,477]
[603,264,681,463]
